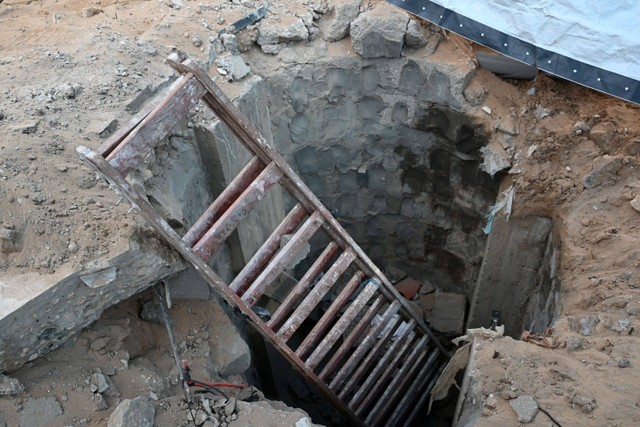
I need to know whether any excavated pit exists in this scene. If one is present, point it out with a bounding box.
[137,57,505,424]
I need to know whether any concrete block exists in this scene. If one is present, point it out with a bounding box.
[350,3,408,58]
[257,16,309,46]
[429,292,466,334]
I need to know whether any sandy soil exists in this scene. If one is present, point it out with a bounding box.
[1,0,640,426]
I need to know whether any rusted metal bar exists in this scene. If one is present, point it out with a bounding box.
[193,162,283,261]
[305,280,379,371]
[268,241,339,331]
[355,332,419,417]
[277,249,357,342]
[75,146,366,427]
[328,300,402,391]
[318,296,384,381]
[183,156,265,248]
[229,203,307,295]
[296,270,365,360]
[165,53,448,357]
[107,74,206,176]
[338,315,402,399]
[349,326,416,411]
[241,211,324,307]
[402,364,443,427]
[385,350,440,427]
[366,337,429,426]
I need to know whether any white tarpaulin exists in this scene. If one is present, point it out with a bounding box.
[388,0,640,104]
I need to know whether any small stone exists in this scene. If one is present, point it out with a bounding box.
[68,241,79,253]
[534,106,551,120]
[526,87,536,96]
[630,196,640,213]
[224,397,236,417]
[0,374,24,396]
[574,121,591,133]
[565,336,584,351]
[82,7,102,18]
[94,393,109,412]
[482,106,492,115]
[195,410,209,426]
[570,391,597,413]
[192,34,203,47]
[565,166,572,172]
[618,358,630,368]
[13,120,39,134]
[260,44,282,55]
[485,394,498,409]
[509,395,538,423]
[55,164,68,172]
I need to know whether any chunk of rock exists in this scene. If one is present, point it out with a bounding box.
[20,397,64,426]
[107,397,155,427]
[509,395,538,423]
[582,156,625,189]
[568,315,600,336]
[12,120,39,134]
[405,19,440,53]
[257,16,309,45]
[320,0,361,42]
[589,121,616,153]
[570,391,597,413]
[210,324,251,376]
[215,53,251,81]
[0,374,24,396]
[91,372,120,397]
[350,3,408,58]
[82,7,102,18]
[630,196,640,213]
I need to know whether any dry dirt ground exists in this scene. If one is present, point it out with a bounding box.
[1,0,640,426]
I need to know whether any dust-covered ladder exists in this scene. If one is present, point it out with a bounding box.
[76,52,449,427]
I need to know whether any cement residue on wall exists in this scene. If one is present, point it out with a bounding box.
[195,55,500,300]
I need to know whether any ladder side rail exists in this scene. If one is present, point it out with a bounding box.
[76,146,366,427]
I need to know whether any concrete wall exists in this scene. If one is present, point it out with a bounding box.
[467,215,560,337]
[261,57,499,298]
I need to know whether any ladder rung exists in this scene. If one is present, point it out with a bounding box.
[268,241,339,331]
[193,162,283,261]
[355,332,419,417]
[366,337,429,426]
[229,203,308,295]
[349,325,416,411]
[296,270,365,360]
[328,301,402,392]
[184,155,265,248]
[304,280,379,371]
[276,249,357,342]
[402,367,441,427]
[338,314,402,399]
[241,211,324,307]
[384,350,440,427]
[106,74,206,176]
[318,296,384,381]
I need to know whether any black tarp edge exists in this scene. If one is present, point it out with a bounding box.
[388,0,640,105]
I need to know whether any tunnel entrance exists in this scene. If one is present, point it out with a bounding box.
[132,55,507,425]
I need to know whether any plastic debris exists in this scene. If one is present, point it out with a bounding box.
[482,185,515,234]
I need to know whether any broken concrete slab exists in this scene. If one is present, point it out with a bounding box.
[257,16,309,46]
[509,395,538,423]
[350,3,408,58]
[0,232,184,373]
[19,397,64,427]
[215,53,251,82]
[107,397,155,427]
[210,322,251,376]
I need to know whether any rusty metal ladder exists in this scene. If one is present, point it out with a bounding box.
[76,52,448,427]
